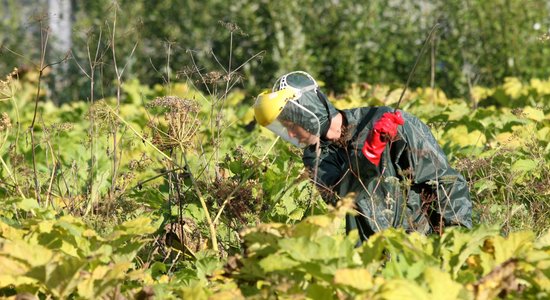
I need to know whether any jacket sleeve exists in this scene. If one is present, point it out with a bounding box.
[395,112,473,229]
[302,145,347,206]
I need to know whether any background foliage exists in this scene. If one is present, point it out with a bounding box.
[1,0,549,103]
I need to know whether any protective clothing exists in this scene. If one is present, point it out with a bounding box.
[255,72,472,242]
[362,111,405,166]
[302,106,472,241]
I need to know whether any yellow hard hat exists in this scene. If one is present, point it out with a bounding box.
[254,87,299,126]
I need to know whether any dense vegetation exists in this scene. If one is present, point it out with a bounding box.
[1,65,549,298]
[1,1,550,299]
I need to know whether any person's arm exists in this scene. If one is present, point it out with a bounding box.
[302,148,346,205]
[362,111,404,166]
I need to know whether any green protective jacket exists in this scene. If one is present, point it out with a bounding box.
[302,106,472,241]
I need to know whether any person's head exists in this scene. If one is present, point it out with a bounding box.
[280,117,320,146]
[254,71,338,147]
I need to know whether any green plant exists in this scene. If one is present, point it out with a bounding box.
[0,198,160,299]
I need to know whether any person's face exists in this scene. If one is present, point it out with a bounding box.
[285,122,319,146]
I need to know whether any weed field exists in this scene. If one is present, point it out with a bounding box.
[1,64,549,299]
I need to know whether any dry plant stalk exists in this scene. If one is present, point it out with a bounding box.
[146,95,220,251]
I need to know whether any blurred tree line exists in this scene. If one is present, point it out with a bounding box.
[1,0,549,104]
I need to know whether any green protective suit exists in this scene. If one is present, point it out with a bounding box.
[302,106,473,241]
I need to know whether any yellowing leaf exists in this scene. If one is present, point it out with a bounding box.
[534,229,550,248]
[1,239,53,267]
[227,90,245,106]
[77,266,110,299]
[172,83,190,96]
[493,132,521,149]
[0,255,29,275]
[522,106,545,122]
[304,215,332,228]
[447,103,470,121]
[82,229,99,238]
[471,86,494,102]
[378,279,430,300]
[240,108,255,124]
[491,231,535,264]
[414,87,448,105]
[537,127,550,142]
[503,77,525,99]
[334,268,373,291]
[210,287,245,300]
[424,267,463,300]
[444,125,486,148]
[0,274,37,287]
[530,78,550,95]
[0,222,25,240]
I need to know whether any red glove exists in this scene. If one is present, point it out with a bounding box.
[362,111,404,166]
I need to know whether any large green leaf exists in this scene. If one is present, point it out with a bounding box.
[258,253,299,272]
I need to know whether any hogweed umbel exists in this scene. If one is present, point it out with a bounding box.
[147,96,200,151]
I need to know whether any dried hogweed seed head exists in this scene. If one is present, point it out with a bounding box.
[148,96,199,113]
[176,66,198,80]
[148,96,201,150]
[51,122,74,132]
[88,100,117,130]
[204,71,224,84]
[0,112,12,131]
[218,21,247,36]
[0,69,17,101]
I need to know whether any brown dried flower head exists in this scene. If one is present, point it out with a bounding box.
[204,71,224,84]
[147,96,201,150]
[0,112,12,131]
[0,68,18,101]
[218,21,247,36]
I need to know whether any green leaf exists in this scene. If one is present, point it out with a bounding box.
[76,263,132,299]
[439,226,498,278]
[474,179,497,195]
[15,198,40,211]
[306,284,334,300]
[195,250,223,280]
[259,253,299,272]
[43,256,87,298]
[511,159,537,173]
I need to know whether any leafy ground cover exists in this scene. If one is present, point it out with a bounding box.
[0,68,549,298]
